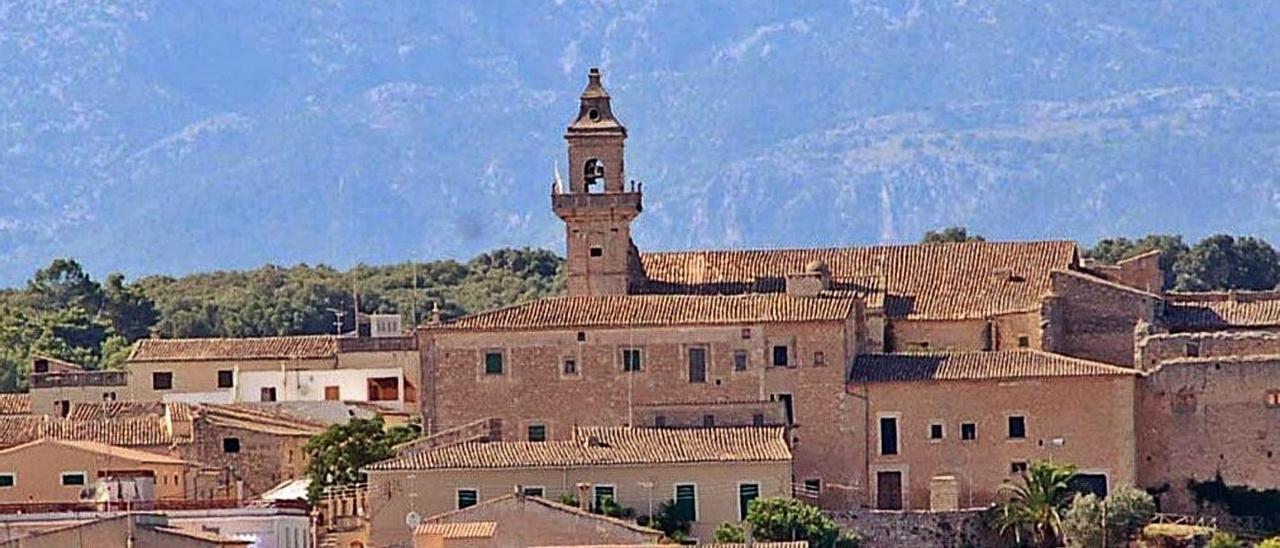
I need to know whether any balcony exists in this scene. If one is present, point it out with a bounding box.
[552,191,643,216]
[30,370,127,389]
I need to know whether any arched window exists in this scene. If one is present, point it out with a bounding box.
[583,158,606,192]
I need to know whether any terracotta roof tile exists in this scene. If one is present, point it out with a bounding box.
[0,414,184,449]
[435,294,858,331]
[638,240,1078,320]
[129,335,338,362]
[413,521,497,538]
[67,401,192,422]
[850,350,1137,383]
[196,404,325,436]
[0,438,190,465]
[421,494,662,536]
[1164,291,1280,330]
[368,426,791,471]
[0,394,31,415]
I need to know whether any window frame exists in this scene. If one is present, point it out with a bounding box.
[737,481,760,521]
[483,350,505,376]
[687,345,708,383]
[1016,335,1030,348]
[222,437,241,454]
[60,471,87,487]
[702,414,715,427]
[151,371,173,391]
[813,351,825,366]
[1007,415,1027,440]
[216,369,234,389]
[561,358,579,377]
[1266,389,1280,408]
[0,473,14,488]
[878,414,900,456]
[1011,461,1029,475]
[456,488,479,509]
[527,423,547,442]
[260,387,277,402]
[673,483,698,523]
[771,345,790,367]
[803,478,822,496]
[620,347,643,372]
[928,422,945,442]
[592,484,617,512]
[521,485,545,498]
[960,422,977,442]
[733,350,749,372]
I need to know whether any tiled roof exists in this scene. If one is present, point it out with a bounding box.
[197,404,326,436]
[0,414,185,449]
[534,544,809,548]
[0,394,31,415]
[367,426,791,471]
[1164,291,1280,329]
[413,521,498,538]
[0,438,190,465]
[129,335,338,362]
[154,526,251,545]
[850,350,1137,383]
[435,294,859,331]
[67,401,192,423]
[638,240,1079,320]
[421,494,661,536]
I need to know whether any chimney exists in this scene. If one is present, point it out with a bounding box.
[576,482,591,512]
[785,260,830,298]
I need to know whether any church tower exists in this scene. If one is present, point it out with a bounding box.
[552,68,645,296]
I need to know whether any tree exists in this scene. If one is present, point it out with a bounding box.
[303,417,419,503]
[990,461,1077,547]
[101,273,158,341]
[715,497,859,547]
[645,499,692,541]
[26,259,103,312]
[1257,537,1280,548]
[1062,486,1156,547]
[922,227,985,244]
[1174,234,1280,291]
[1206,532,1245,548]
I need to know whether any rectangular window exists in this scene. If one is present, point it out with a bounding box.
[0,474,13,488]
[260,387,277,402]
[772,345,789,367]
[1268,390,1280,408]
[929,423,944,440]
[217,370,233,388]
[741,328,751,339]
[152,372,173,390]
[688,346,707,383]
[702,414,715,427]
[879,417,899,455]
[528,424,547,442]
[562,359,578,376]
[522,486,544,498]
[961,422,977,441]
[1008,416,1027,439]
[457,489,478,509]
[813,351,825,366]
[223,437,241,453]
[674,484,697,522]
[1185,341,1201,357]
[654,415,666,427]
[775,393,794,425]
[484,351,504,375]
[589,246,603,257]
[324,386,340,401]
[738,483,760,520]
[593,485,616,512]
[803,478,822,495]
[752,413,765,427]
[733,350,748,371]
[1011,461,1028,475]
[1017,335,1030,348]
[621,348,643,372]
[61,472,86,486]
[576,331,586,342]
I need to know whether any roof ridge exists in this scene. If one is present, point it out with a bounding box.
[640,239,1077,257]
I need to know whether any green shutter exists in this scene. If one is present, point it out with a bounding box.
[457,489,478,509]
[738,483,759,520]
[484,352,504,375]
[675,484,697,522]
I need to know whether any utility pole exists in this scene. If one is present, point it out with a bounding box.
[326,308,346,335]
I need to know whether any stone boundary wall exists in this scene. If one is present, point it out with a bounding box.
[832,507,999,548]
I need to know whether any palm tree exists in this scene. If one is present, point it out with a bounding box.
[991,461,1077,547]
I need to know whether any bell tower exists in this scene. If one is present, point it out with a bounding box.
[553,68,645,296]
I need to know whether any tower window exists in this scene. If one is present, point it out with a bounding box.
[589,246,603,257]
[587,108,600,121]
[584,159,606,190]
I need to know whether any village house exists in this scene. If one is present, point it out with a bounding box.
[0,438,199,504]
[0,512,259,548]
[124,320,418,413]
[364,425,792,546]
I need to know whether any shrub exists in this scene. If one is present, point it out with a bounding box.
[1206,532,1244,548]
[1061,487,1156,547]
[1256,537,1280,548]
[714,522,747,543]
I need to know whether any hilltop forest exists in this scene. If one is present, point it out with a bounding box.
[1,233,1278,392]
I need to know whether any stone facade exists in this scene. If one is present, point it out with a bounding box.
[1136,354,1280,512]
[1043,270,1160,366]
[834,508,997,548]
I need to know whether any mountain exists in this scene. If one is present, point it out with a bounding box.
[2,1,1279,285]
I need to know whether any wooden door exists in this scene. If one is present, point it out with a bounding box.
[324,386,340,401]
[876,471,903,510]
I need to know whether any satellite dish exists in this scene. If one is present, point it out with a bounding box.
[405,511,421,530]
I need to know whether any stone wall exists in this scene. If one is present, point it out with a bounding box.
[833,507,999,548]
[178,417,312,497]
[1046,270,1159,366]
[1136,354,1280,512]
[1136,330,1280,371]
